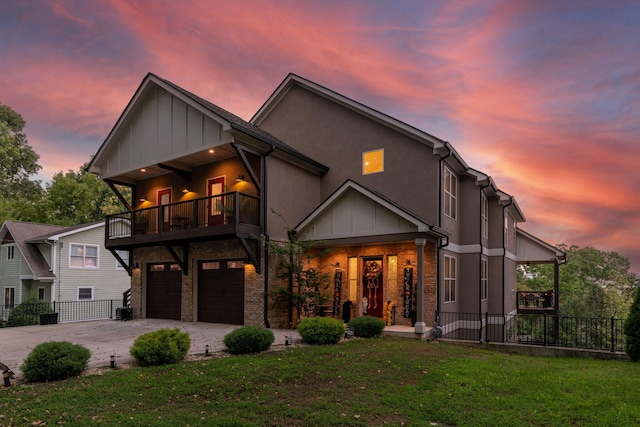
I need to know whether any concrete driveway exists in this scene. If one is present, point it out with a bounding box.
[0,319,300,377]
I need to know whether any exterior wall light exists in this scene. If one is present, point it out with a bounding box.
[236,175,245,182]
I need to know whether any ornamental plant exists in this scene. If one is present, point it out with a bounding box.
[348,315,386,338]
[21,341,91,382]
[130,328,191,366]
[297,317,345,345]
[7,294,53,327]
[223,325,275,355]
[624,288,640,361]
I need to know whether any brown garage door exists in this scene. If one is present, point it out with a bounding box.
[147,262,182,320]
[198,259,244,324]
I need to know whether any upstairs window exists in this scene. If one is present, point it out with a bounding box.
[70,244,99,269]
[6,245,15,261]
[444,166,458,219]
[362,148,384,175]
[115,250,130,270]
[481,194,489,239]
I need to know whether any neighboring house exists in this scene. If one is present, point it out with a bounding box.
[87,72,564,338]
[0,220,131,311]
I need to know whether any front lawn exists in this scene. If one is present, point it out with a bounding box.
[1,338,639,426]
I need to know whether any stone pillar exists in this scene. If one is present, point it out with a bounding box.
[415,238,427,334]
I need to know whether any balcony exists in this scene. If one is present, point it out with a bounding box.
[517,291,556,314]
[106,192,261,249]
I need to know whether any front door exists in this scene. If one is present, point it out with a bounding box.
[362,258,384,318]
[207,177,225,226]
[157,188,172,232]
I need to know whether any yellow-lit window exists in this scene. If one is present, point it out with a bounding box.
[362,149,384,175]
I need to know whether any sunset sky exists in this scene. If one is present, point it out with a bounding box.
[1,1,639,274]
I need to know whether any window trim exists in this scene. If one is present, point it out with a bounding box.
[69,243,99,269]
[444,255,457,303]
[4,287,16,309]
[481,258,488,301]
[77,286,94,301]
[481,194,489,239]
[443,166,458,220]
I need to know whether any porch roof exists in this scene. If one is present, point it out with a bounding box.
[294,179,448,244]
[516,228,566,264]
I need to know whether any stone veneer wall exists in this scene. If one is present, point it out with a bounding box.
[131,239,268,325]
[310,240,438,327]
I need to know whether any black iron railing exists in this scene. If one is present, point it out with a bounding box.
[517,291,555,311]
[107,191,260,240]
[437,312,626,352]
[1,300,125,326]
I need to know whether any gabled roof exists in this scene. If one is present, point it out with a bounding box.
[253,73,527,223]
[0,220,106,280]
[0,221,66,280]
[295,179,448,242]
[88,73,328,178]
[516,228,565,264]
[252,73,448,150]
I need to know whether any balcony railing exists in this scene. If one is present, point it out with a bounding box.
[517,291,555,313]
[106,192,260,246]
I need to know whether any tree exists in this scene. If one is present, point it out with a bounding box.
[519,245,639,319]
[624,288,640,361]
[44,161,130,225]
[266,211,331,327]
[0,104,41,198]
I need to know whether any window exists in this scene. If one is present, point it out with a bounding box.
[481,258,488,300]
[4,287,15,309]
[78,287,93,301]
[444,166,457,219]
[70,244,99,268]
[348,257,358,303]
[444,255,457,303]
[481,194,488,239]
[6,245,15,261]
[362,148,384,175]
[38,287,46,301]
[115,250,129,270]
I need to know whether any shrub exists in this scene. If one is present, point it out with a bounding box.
[625,289,640,361]
[349,316,386,338]
[20,341,91,382]
[7,297,53,327]
[297,317,345,345]
[223,326,275,355]
[130,328,191,367]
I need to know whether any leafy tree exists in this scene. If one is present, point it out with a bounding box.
[43,161,130,225]
[519,245,639,319]
[624,288,640,361]
[0,104,41,196]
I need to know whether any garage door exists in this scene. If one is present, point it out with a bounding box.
[147,263,182,320]
[198,259,244,324]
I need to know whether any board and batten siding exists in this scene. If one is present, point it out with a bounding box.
[1,244,23,304]
[55,226,130,302]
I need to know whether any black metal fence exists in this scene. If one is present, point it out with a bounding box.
[437,312,626,352]
[1,300,125,326]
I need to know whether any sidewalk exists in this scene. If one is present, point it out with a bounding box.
[0,319,300,377]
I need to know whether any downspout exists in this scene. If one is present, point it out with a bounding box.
[263,144,276,328]
[436,142,452,318]
[501,197,514,319]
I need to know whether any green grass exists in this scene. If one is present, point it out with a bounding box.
[1,338,639,426]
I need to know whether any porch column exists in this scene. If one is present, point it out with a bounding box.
[414,238,426,334]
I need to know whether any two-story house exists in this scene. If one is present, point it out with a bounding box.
[1,220,130,320]
[88,73,563,338]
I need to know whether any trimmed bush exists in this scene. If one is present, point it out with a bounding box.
[349,315,386,338]
[223,326,275,355]
[130,328,191,367]
[21,341,91,382]
[625,289,640,361]
[297,317,345,345]
[7,298,53,327]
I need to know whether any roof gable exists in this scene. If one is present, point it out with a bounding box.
[516,228,565,264]
[295,180,447,241]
